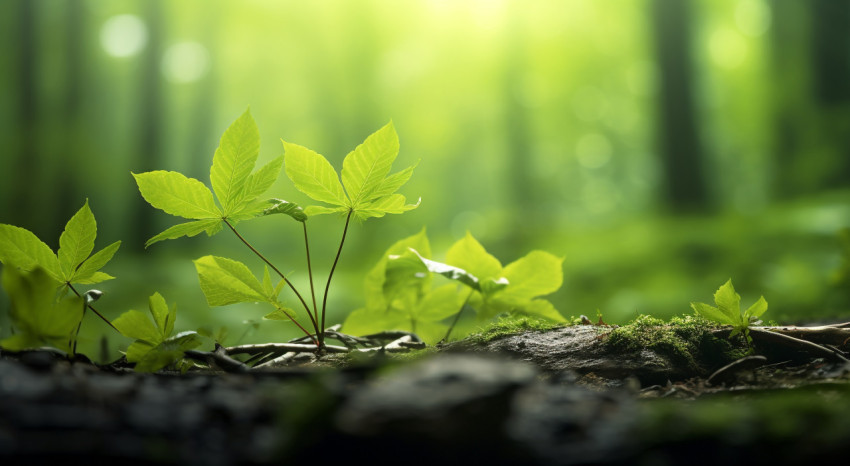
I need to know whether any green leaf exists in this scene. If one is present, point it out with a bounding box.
[390,248,481,291]
[125,340,155,363]
[72,240,120,283]
[262,266,275,298]
[714,279,743,325]
[364,229,431,310]
[283,140,348,207]
[134,331,201,373]
[261,198,308,222]
[690,302,735,326]
[72,271,114,285]
[304,205,349,217]
[745,296,768,320]
[133,171,221,220]
[145,219,222,248]
[518,299,566,322]
[210,109,260,215]
[341,121,399,207]
[354,194,420,220]
[57,200,97,280]
[366,160,419,202]
[148,292,171,338]
[343,307,410,337]
[446,232,503,281]
[263,307,298,321]
[239,156,284,205]
[194,255,267,306]
[0,224,61,281]
[0,266,84,353]
[415,284,464,321]
[498,251,563,301]
[113,309,162,344]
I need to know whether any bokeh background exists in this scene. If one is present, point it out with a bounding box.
[2,0,850,356]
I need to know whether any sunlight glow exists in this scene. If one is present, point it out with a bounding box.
[100,14,148,58]
[161,42,211,83]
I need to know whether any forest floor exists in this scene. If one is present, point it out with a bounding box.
[2,320,850,464]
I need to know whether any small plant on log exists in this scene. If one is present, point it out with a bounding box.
[133,109,419,350]
[691,279,767,351]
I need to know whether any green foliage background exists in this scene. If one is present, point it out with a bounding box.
[1,0,850,356]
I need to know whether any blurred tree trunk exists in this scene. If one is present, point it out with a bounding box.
[9,0,42,235]
[502,10,536,255]
[188,7,219,181]
[771,0,850,198]
[57,0,85,224]
[650,0,709,212]
[129,0,165,252]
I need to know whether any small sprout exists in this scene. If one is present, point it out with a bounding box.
[84,289,103,305]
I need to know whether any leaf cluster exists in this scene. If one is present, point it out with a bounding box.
[0,200,120,286]
[113,293,201,372]
[343,230,565,343]
[691,279,768,348]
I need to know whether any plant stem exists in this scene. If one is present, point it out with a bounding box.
[443,289,475,342]
[68,283,119,332]
[223,219,319,345]
[320,209,353,348]
[302,222,320,330]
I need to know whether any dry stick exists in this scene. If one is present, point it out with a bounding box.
[223,219,319,345]
[226,342,350,355]
[714,328,849,362]
[752,325,850,347]
[320,209,353,348]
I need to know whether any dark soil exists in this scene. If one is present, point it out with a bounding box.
[2,325,850,465]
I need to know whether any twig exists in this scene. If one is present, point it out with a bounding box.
[184,344,250,373]
[714,328,849,362]
[225,343,350,356]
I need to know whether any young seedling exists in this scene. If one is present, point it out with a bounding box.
[691,279,768,351]
[344,230,566,343]
[134,109,419,350]
[112,292,201,372]
[0,200,122,351]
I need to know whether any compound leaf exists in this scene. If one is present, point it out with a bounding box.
[210,109,260,215]
[134,171,221,220]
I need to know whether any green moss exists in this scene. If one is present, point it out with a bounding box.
[462,315,570,345]
[606,314,745,373]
